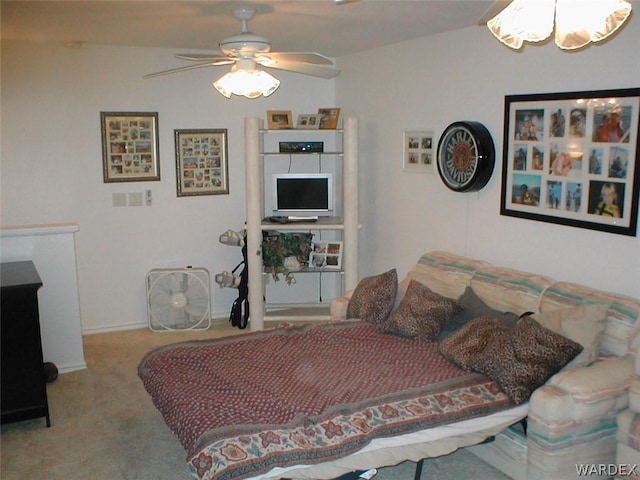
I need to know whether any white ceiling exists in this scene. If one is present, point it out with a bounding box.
[1,0,505,58]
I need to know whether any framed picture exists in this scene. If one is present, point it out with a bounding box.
[309,241,343,270]
[318,108,341,129]
[296,114,321,129]
[267,110,293,129]
[403,130,435,173]
[174,129,229,197]
[100,112,160,182]
[500,88,640,236]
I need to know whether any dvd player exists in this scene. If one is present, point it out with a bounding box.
[279,141,324,153]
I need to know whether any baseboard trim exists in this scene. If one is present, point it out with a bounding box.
[83,322,147,335]
[58,361,88,374]
[82,316,230,335]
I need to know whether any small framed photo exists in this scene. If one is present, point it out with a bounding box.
[296,114,321,129]
[309,241,343,270]
[267,110,293,129]
[403,130,435,173]
[100,112,160,182]
[174,129,229,197]
[318,108,341,129]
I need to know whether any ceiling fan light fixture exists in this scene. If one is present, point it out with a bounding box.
[487,0,555,49]
[145,7,337,87]
[213,65,280,99]
[488,0,632,50]
[554,0,632,50]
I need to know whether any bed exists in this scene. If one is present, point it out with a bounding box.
[138,320,528,480]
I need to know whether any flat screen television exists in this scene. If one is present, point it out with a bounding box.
[272,173,334,217]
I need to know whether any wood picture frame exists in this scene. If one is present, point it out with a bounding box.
[318,108,341,129]
[100,112,160,182]
[174,129,229,197]
[500,88,640,236]
[267,110,293,129]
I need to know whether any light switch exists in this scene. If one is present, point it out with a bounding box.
[112,193,127,207]
[129,192,143,207]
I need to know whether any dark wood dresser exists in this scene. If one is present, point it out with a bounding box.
[1,260,51,427]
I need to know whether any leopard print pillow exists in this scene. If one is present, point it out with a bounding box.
[379,280,459,341]
[472,316,583,405]
[346,269,397,325]
[438,316,512,370]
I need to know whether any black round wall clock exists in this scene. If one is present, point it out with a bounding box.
[436,121,495,192]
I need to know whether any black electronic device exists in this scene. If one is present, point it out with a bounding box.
[279,141,324,153]
[272,173,334,217]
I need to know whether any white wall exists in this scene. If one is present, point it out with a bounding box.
[1,224,86,372]
[3,19,640,336]
[1,40,335,332]
[336,22,640,298]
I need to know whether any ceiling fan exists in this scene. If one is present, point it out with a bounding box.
[144,7,340,98]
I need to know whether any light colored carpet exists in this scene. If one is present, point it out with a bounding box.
[0,322,512,480]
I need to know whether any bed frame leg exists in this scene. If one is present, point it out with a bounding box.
[520,417,528,435]
[414,459,424,480]
[412,437,492,479]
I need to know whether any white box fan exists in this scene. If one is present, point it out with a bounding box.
[146,267,211,331]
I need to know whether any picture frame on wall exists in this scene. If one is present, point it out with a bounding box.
[267,110,293,129]
[500,88,640,237]
[403,130,435,173]
[309,241,343,270]
[100,112,160,183]
[174,129,229,197]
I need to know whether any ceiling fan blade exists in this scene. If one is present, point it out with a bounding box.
[262,61,340,79]
[144,62,221,79]
[259,52,334,66]
[175,53,234,65]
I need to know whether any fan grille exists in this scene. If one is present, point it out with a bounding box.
[146,268,211,332]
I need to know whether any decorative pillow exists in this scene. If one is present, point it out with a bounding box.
[472,316,583,405]
[526,302,609,367]
[346,269,398,325]
[438,316,512,370]
[379,280,459,341]
[437,287,519,339]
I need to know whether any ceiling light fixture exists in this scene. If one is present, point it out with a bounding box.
[213,58,280,99]
[487,0,632,50]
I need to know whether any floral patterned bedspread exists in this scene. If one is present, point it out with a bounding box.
[138,321,511,480]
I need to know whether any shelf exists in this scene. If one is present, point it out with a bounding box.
[264,304,332,322]
[261,217,345,230]
[263,267,343,274]
[246,116,358,331]
[260,129,344,134]
[262,152,343,156]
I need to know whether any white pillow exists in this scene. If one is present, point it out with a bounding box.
[530,303,610,367]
